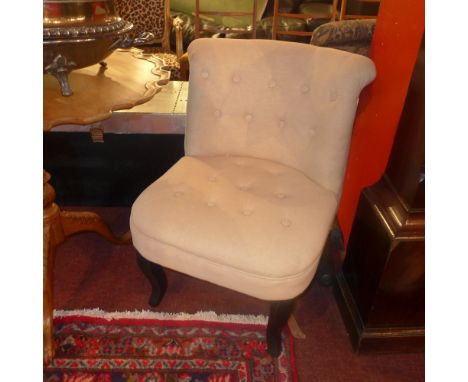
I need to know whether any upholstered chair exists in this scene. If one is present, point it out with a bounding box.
[130,38,375,356]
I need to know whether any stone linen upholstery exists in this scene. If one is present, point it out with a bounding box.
[130,38,375,301]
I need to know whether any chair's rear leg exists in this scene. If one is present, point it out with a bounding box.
[267,299,295,357]
[135,251,167,307]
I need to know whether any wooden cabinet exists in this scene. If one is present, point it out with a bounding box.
[334,37,424,353]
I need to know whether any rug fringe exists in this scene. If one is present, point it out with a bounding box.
[54,308,268,325]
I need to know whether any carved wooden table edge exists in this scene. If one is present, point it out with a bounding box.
[43,48,171,132]
[43,49,169,364]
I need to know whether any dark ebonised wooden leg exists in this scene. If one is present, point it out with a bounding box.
[266,299,295,357]
[316,229,337,287]
[135,251,167,307]
[317,252,333,287]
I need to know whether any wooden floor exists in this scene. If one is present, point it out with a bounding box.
[53,207,425,381]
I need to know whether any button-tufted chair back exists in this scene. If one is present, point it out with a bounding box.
[185,38,375,196]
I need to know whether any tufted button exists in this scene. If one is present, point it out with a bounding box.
[275,192,286,199]
[281,218,292,227]
[242,209,252,216]
[244,113,253,122]
[239,185,250,191]
[232,74,241,83]
[207,201,216,207]
[309,127,316,137]
[301,84,310,93]
[208,175,217,182]
[278,119,285,129]
[173,191,183,197]
[214,109,222,118]
[268,80,276,88]
[201,70,209,79]
[329,90,338,102]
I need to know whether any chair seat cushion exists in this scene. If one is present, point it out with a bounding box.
[130,155,338,300]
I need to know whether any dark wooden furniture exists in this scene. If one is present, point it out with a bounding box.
[334,36,424,353]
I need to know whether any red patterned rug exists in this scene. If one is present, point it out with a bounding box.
[44,310,298,381]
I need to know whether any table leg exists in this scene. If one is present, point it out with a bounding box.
[60,210,131,244]
[43,170,131,364]
[43,170,64,364]
[43,225,57,365]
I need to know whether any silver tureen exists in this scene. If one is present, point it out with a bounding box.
[43,0,152,96]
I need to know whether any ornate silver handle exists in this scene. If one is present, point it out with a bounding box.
[109,32,155,50]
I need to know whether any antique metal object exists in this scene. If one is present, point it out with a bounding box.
[43,0,153,96]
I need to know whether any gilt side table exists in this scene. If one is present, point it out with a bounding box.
[43,48,169,364]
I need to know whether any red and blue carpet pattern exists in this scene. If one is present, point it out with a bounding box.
[44,312,298,381]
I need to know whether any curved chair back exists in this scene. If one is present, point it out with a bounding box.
[185,38,375,196]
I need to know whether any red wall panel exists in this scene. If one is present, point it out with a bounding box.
[338,0,425,245]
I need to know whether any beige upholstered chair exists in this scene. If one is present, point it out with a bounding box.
[130,38,375,356]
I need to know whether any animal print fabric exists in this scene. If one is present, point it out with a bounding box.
[115,0,166,41]
[115,0,181,79]
[141,47,181,80]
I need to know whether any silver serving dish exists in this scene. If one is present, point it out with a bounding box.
[43,0,153,96]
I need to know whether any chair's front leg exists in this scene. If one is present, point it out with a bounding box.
[267,299,295,357]
[135,251,168,307]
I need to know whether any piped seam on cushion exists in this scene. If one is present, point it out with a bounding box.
[130,215,322,281]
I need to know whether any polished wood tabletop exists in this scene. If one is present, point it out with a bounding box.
[44,48,170,131]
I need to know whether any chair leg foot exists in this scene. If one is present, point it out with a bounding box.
[266,299,295,357]
[135,251,167,307]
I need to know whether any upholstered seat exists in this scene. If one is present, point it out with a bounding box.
[130,38,375,356]
[131,155,337,300]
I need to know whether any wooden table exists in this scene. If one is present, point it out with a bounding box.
[43,48,170,364]
[51,80,189,135]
